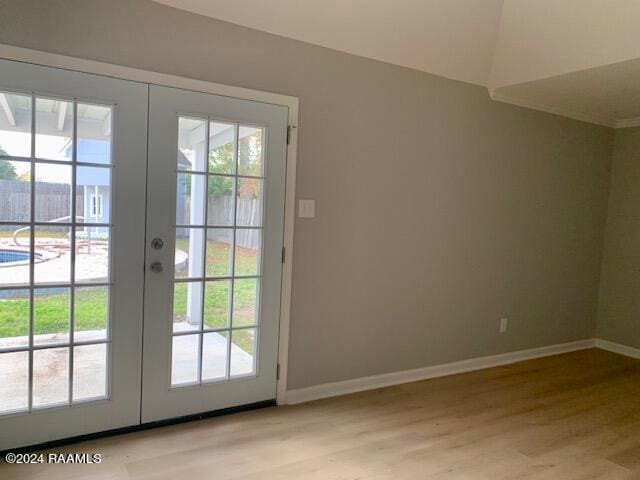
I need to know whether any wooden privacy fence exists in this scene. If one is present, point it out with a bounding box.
[3,180,261,249]
[177,196,261,250]
[0,179,84,225]
[208,196,261,250]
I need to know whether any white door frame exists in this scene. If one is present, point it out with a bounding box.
[0,44,298,406]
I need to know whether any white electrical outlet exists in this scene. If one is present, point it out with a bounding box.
[500,318,508,333]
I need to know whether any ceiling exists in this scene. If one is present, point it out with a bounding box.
[152,0,505,86]
[492,58,640,129]
[153,0,640,128]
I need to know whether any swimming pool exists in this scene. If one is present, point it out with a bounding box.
[0,249,30,265]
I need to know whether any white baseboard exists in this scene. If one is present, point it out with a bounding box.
[286,339,596,405]
[595,338,640,359]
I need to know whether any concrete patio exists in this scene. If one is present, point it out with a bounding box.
[0,237,109,286]
[0,326,253,414]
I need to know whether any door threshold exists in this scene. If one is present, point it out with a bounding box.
[2,399,276,455]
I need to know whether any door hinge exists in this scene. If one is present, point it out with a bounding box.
[286,125,291,145]
[276,363,281,380]
[282,246,286,263]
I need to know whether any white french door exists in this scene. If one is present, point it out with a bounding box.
[0,61,289,449]
[141,85,288,422]
[0,59,148,450]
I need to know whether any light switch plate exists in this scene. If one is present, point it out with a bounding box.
[298,199,315,218]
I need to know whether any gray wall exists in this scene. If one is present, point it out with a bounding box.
[597,127,640,348]
[0,0,615,389]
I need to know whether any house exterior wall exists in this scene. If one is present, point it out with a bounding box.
[82,185,110,232]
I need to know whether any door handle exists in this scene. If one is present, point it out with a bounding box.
[150,262,163,273]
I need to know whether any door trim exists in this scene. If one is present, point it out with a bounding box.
[0,44,299,406]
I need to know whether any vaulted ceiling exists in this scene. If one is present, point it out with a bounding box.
[153,0,640,128]
[153,0,504,86]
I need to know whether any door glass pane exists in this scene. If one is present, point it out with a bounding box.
[171,116,268,388]
[74,286,108,342]
[35,163,72,222]
[73,343,107,401]
[170,116,269,389]
[34,225,71,284]
[0,351,28,413]
[175,228,204,279]
[75,227,110,284]
[209,122,235,174]
[207,175,235,226]
[0,288,29,349]
[0,91,31,158]
[35,98,73,162]
[202,331,228,382]
[233,278,259,327]
[0,225,31,287]
[204,280,230,329]
[33,287,70,346]
[171,334,199,386]
[173,282,202,333]
[176,173,206,226]
[33,347,69,408]
[235,229,261,276]
[205,228,232,277]
[0,93,32,415]
[0,160,30,222]
[77,103,112,165]
[230,328,256,377]
[75,166,111,224]
[178,117,206,172]
[0,92,115,417]
[238,126,264,177]
[236,178,263,227]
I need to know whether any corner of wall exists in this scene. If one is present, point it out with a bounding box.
[593,129,618,340]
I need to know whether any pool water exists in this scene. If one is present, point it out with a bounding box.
[0,249,30,264]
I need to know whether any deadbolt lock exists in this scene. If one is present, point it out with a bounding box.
[151,238,164,250]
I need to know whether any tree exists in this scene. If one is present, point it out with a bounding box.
[208,142,234,198]
[236,131,262,198]
[0,147,18,181]
[183,130,263,199]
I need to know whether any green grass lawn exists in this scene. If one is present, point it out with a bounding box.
[0,239,258,354]
[0,287,108,338]
[174,237,258,353]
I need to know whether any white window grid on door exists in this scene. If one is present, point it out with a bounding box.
[171,115,266,387]
[0,90,114,415]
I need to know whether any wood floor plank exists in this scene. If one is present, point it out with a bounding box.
[1,348,639,479]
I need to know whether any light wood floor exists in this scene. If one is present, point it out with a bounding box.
[2,348,640,480]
